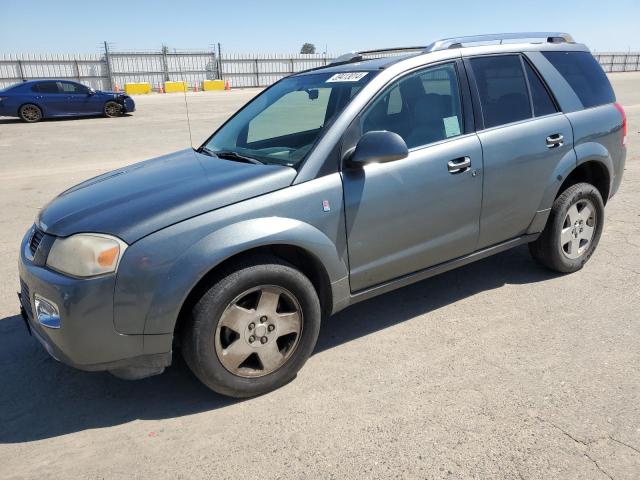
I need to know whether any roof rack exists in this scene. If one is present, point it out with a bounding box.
[329,46,425,66]
[424,32,574,53]
[328,33,575,67]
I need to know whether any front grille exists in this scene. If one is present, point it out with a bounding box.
[20,280,32,319]
[29,226,44,256]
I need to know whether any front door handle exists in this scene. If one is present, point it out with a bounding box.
[447,156,471,174]
[546,133,564,148]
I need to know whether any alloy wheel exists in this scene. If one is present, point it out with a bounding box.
[214,285,303,378]
[560,198,596,259]
[21,105,41,122]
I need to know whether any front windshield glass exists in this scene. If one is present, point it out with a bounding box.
[201,71,377,168]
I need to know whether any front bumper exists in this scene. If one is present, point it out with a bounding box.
[18,228,169,374]
[122,97,135,113]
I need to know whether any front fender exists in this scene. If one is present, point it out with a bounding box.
[115,216,347,336]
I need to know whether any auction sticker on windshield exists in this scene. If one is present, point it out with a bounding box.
[326,72,368,82]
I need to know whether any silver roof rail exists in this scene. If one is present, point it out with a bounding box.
[329,46,425,66]
[424,32,575,53]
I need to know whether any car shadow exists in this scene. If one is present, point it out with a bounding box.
[0,245,558,443]
[0,114,133,125]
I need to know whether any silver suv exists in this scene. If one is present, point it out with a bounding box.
[18,33,626,397]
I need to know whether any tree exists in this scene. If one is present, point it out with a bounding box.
[300,43,316,54]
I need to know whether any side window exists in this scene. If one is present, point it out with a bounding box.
[34,82,60,94]
[470,55,532,128]
[361,62,463,149]
[58,82,87,94]
[523,60,557,117]
[542,51,615,108]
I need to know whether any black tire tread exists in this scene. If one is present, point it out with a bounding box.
[182,254,321,398]
[529,182,604,273]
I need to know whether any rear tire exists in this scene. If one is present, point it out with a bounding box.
[19,103,42,123]
[104,100,123,118]
[182,256,321,398]
[529,182,604,273]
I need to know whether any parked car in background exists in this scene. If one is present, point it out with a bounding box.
[18,33,626,398]
[0,79,135,122]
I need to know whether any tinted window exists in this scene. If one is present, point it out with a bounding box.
[58,81,88,94]
[470,55,531,128]
[34,82,60,94]
[524,60,557,116]
[542,51,615,108]
[362,63,463,149]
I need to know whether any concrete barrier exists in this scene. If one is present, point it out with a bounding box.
[124,82,152,95]
[202,80,225,91]
[164,81,188,93]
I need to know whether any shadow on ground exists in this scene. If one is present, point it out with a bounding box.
[0,245,557,443]
[0,114,133,125]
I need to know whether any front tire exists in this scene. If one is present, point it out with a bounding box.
[529,182,604,273]
[182,256,321,398]
[19,103,43,123]
[104,100,123,118]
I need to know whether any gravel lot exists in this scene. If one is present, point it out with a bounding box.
[0,74,639,480]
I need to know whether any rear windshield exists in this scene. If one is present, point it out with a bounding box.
[542,51,615,108]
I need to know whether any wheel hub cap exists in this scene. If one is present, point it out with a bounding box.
[215,285,302,378]
[561,199,596,259]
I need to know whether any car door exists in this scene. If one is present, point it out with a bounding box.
[31,81,64,115]
[342,61,483,292]
[57,81,95,115]
[465,54,575,249]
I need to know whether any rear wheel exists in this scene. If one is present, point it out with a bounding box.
[182,257,321,398]
[529,182,604,273]
[104,100,123,118]
[19,104,42,123]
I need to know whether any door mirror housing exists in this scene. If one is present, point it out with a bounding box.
[87,88,96,95]
[346,131,409,168]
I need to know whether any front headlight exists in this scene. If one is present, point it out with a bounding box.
[46,233,127,277]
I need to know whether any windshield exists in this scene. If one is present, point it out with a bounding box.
[201,71,377,168]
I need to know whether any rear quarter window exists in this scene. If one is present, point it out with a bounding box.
[542,51,615,108]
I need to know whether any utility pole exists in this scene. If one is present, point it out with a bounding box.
[103,41,114,90]
[161,44,170,81]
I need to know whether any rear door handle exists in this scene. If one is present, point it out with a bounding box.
[546,134,564,148]
[447,156,471,174]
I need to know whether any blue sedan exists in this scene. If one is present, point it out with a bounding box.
[0,79,135,122]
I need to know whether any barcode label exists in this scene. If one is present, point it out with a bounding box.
[326,72,368,82]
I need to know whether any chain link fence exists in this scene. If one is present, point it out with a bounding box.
[1,49,639,91]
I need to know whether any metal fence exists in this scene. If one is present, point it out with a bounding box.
[0,49,335,91]
[593,52,640,72]
[1,49,639,91]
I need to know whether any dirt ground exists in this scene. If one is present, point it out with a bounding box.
[0,74,639,479]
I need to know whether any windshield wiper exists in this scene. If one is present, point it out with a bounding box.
[200,147,263,165]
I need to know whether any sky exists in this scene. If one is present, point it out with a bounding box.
[1,0,639,54]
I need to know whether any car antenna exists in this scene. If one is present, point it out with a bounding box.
[174,47,194,148]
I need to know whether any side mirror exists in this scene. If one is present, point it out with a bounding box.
[87,88,96,95]
[346,131,409,168]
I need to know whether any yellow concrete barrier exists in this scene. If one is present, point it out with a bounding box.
[124,82,152,95]
[164,81,188,93]
[202,80,225,91]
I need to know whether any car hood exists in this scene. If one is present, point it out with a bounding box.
[37,149,297,243]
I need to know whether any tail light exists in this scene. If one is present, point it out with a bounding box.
[614,102,627,145]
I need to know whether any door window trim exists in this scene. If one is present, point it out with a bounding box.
[464,53,562,132]
[520,55,561,115]
[340,58,475,169]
